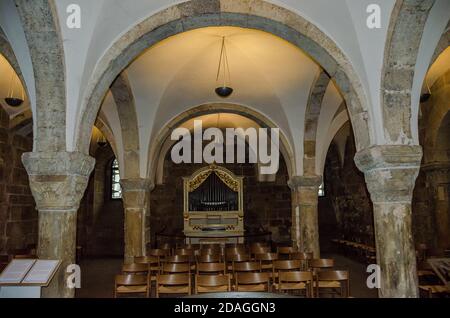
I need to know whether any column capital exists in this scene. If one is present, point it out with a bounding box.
[120,178,154,192]
[354,145,422,172]
[354,145,423,203]
[288,175,322,191]
[21,151,95,212]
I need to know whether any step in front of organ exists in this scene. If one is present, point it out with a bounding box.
[183,165,244,244]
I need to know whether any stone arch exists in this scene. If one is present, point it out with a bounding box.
[15,0,66,152]
[429,20,449,68]
[303,71,331,176]
[147,102,296,184]
[381,0,436,144]
[110,72,140,178]
[74,0,374,159]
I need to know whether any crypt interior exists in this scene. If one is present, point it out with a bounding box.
[0,0,449,298]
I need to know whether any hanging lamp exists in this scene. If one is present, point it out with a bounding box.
[5,68,24,107]
[215,36,233,98]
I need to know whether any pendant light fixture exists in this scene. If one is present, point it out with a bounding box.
[5,68,24,107]
[215,36,233,98]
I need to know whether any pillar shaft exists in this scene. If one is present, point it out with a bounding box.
[355,145,422,298]
[289,175,322,258]
[22,152,95,298]
[120,178,153,264]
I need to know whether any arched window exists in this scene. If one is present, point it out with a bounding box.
[111,159,122,199]
[318,182,325,197]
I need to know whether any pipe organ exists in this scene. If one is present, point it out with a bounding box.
[183,165,244,243]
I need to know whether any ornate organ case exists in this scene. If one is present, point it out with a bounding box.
[183,165,244,242]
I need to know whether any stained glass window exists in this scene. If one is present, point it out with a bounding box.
[111,159,122,199]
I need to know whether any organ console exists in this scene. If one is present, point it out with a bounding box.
[183,165,244,243]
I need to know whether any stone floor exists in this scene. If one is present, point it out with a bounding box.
[75,253,378,298]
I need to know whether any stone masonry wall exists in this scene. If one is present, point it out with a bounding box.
[0,107,37,254]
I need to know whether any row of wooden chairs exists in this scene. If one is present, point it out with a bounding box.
[115,270,349,298]
[331,239,376,264]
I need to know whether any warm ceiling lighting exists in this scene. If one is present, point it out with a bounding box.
[5,67,24,107]
[215,36,233,98]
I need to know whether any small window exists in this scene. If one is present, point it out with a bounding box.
[111,159,122,199]
[318,182,325,197]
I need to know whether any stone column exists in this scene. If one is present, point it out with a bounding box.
[355,145,422,298]
[120,178,153,264]
[288,175,322,258]
[22,152,95,298]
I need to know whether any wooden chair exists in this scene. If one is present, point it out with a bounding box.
[315,270,349,298]
[255,253,278,272]
[164,255,191,264]
[277,271,314,297]
[200,247,222,256]
[226,246,248,257]
[235,272,270,292]
[250,246,270,257]
[122,263,149,275]
[196,262,226,275]
[174,248,195,257]
[148,248,171,261]
[134,256,159,281]
[197,254,222,263]
[195,274,231,294]
[156,273,191,297]
[272,260,302,283]
[290,252,313,270]
[277,246,297,259]
[309,259,334,273]
[160,263,191,274]
[227,254,250,272]
[114,274,150,298]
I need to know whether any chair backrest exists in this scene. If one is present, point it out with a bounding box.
[195,274,231,293]
[148,249,171,257]
[122,263,149,274]
[317,270,349,281]
[309,258,334,269]
[250,246,271,256]
[200,247,222,256]
[233,261,261,274]
[255,253,278,261]
[249,242,269,249]
[134,256,159,265]
[164,255,191,264]
[161,262,190,274]
[174,248,195,257]
[277,246,297,256]
[273,260,302,272]
[235,272,270,291]
[156,273,191,297]
[196,262,226,274]
[226,247,248,256]
[196,254,222,263]
[227,253,250,263]
[115,274,148,286]
[278,271,314,296]
[279,271,313,283]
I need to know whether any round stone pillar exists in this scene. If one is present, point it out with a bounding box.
[288,175,322,258]
[22,151,95,298]
[120,178,153,264]
[355,145,422,298]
